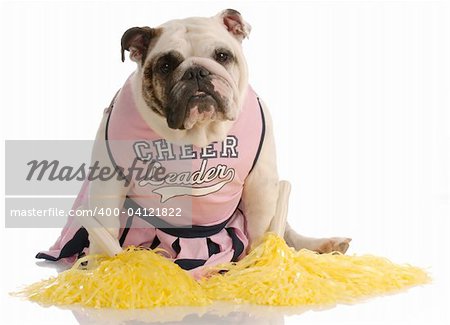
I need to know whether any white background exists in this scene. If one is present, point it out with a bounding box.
[1,0,449,324]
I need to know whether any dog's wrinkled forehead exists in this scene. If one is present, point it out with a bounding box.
[149,17,241,61]
[120,9,251,65]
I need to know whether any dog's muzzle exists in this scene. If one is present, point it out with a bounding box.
[166,66,229,130]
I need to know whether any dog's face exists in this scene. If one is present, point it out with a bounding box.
[121,9,251,130]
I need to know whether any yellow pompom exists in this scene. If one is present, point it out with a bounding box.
[202,233,430,305]
[14,234,430,308]
[15,247,209,309]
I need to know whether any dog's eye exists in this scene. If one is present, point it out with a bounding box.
[216,52,228,62]
[214,50,231,64]
[155,51,184,76]
[160,62,171,74]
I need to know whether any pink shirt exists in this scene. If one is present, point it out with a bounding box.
[107,74,263,226]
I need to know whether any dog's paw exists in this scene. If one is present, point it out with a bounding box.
[316,237,352,254]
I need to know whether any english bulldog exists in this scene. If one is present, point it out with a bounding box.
[37,9,351,277]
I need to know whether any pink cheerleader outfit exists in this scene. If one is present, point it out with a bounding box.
[36,73,266,278]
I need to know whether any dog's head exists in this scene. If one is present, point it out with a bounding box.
[121,9,251,130]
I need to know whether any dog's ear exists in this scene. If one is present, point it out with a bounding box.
[121,27,160,63]
[217,9,251,41]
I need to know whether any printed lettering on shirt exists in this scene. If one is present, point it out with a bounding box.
[133,135,238,202]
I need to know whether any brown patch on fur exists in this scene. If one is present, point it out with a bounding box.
[142,51,185,117]
[142,64,165,116]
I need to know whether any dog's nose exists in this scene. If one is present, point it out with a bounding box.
[182,66,210,80]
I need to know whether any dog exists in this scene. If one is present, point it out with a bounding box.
[37,9,351,278]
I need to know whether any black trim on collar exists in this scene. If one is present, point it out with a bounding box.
[249,97,266,173]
